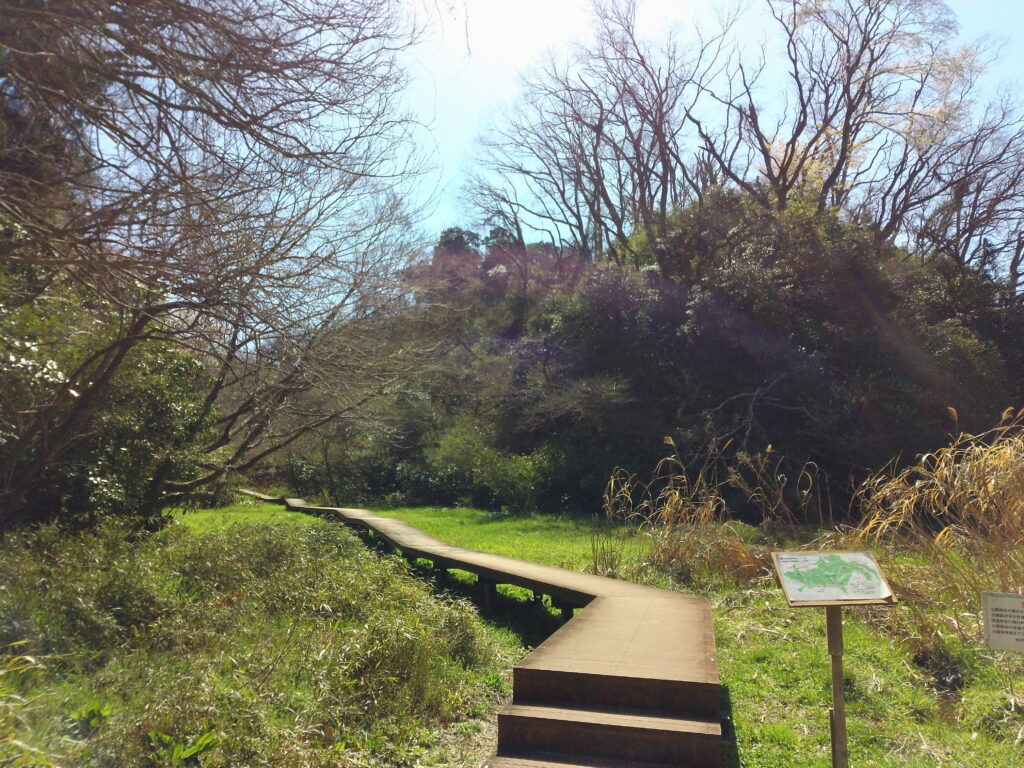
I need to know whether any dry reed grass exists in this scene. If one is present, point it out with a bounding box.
[849,409,1024,656]
[855,408,1024,548]
[598,419,1024,740]
[607,415,1024,653]
[601,439,830,589]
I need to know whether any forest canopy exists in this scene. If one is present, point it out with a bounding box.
[279,0,1024,519]
[2,0,1022,528]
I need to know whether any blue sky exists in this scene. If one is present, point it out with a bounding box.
[405,0,1024,237]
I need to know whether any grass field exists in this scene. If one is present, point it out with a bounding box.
[372,505,639,569]
[173,502,318,533]
[99,497,1024,766]
[0,507,523,768]
[175,499,634,572]
[361,502,1022,767]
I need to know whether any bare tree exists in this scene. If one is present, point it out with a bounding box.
[476,0,1024,297]
[696,0,1024,257]
[0,0,426,524]
[473,0,729,268]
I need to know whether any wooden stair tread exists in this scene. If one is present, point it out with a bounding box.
[484,754,672,768]
[517,594,717,684]
[500,704,721,736]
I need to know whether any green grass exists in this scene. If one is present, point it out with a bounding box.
[172,501,317,533]
[373,505,643,571]
[713,588,1021,767]
[371,506,597,567]
[175,500,636,573]
[0,515,522,767]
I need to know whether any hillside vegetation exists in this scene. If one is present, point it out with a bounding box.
[278,201,1024,523]
[0,516,519,767]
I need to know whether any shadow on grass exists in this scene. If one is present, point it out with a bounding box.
[412,562,565,650]
[720,684,739,768]
[352,526,564,649]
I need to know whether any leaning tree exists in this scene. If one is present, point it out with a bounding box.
[0,0,426,526]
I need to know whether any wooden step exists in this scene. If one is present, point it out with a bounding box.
[511,594,719,722]
[483,753,672,768]
[497,704,721,767]
[513,666,718,720]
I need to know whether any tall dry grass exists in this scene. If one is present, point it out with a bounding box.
[607,416,1024,643]
[850,409,1024,657]
[604,415,1024,656]
[855,409,1024,548]
[601,439,830,589]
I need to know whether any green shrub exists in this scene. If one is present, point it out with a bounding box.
[422,417,550,513]
[0,520,512,766]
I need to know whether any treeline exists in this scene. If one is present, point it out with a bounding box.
[280,198,1023,517]
[3,0,1024,529]
[277,0,1024,519]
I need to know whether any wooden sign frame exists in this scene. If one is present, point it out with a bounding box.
[772,551,896,607]
[771,551,895,768]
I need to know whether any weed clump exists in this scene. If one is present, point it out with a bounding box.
[0,519,512,767]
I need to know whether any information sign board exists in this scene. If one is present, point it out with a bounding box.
[772,551,894,607]
[982,592,1024,653]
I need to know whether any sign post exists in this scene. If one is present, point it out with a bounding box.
[825,605,847,768]
[772,552,895,768]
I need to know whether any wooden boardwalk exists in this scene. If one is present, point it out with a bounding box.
[245,493,722,767]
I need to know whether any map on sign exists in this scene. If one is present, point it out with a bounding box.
[772,551,894,606]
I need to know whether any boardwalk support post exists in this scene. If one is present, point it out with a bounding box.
[552,599,574,622]
[478,577,498,610]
